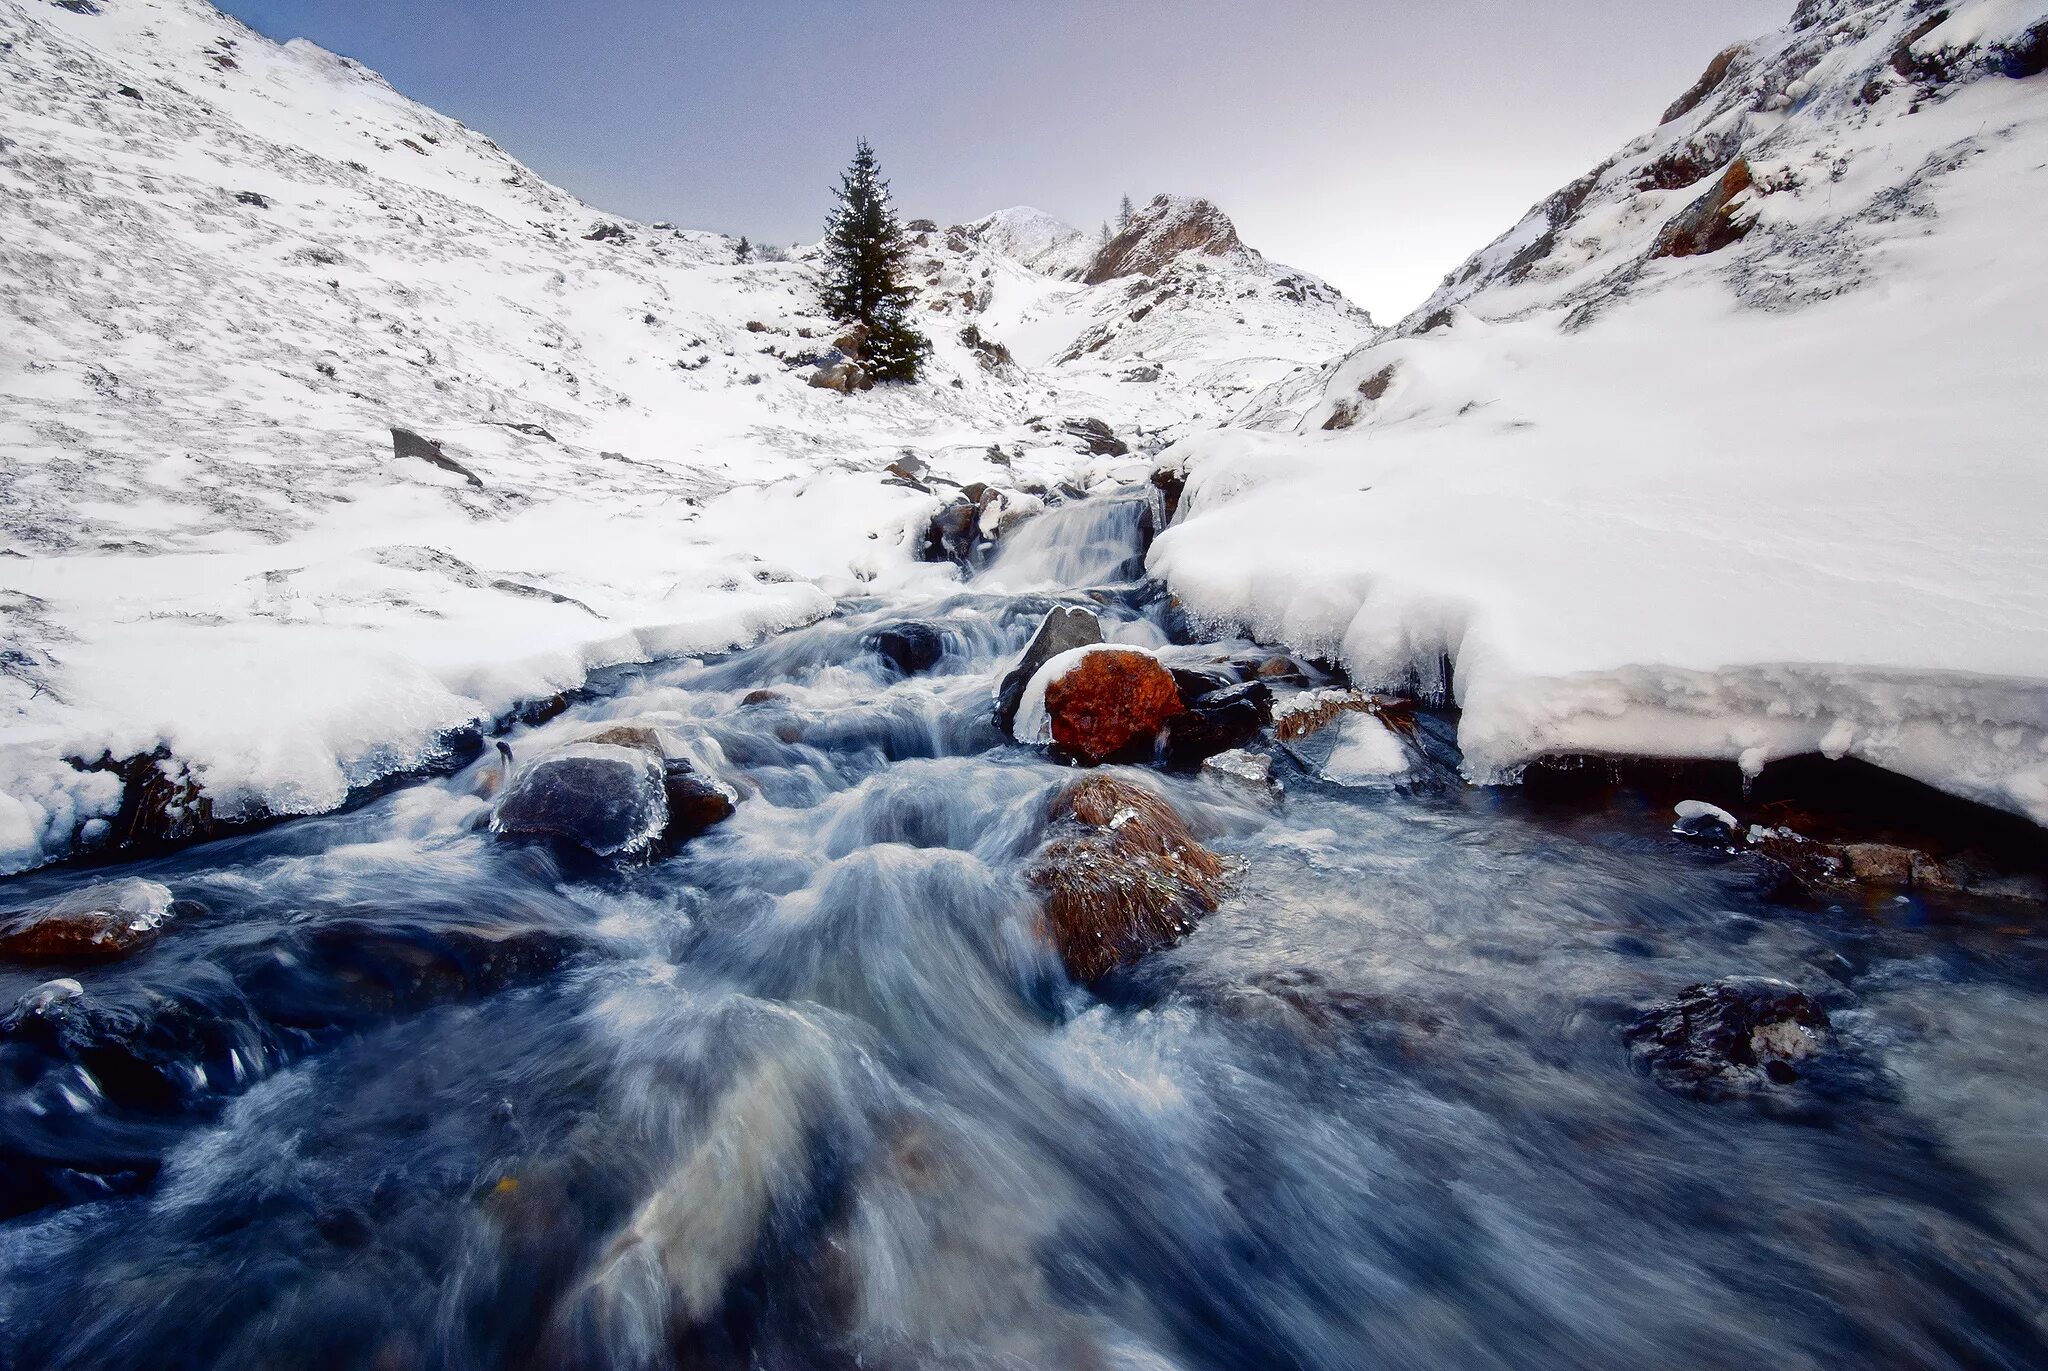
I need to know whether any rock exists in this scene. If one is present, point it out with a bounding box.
[492,742,668,857]
[1649,159,1756,260]
[1027,775,1229,983]
[886,453,929,485]
[808,359,872,393]
[660,758,736,843]
[739,689,784,708]
[1624,977,1830,1097]
[996,606,1103,739]
[1083,195,1243,285]
[117,84,143,100]
[744,320,770,333]
[391,427,483,488]
[234,190,269,208]
[68,748,224,855]
[1059,417,1128,457]
[1039,648,1185,765]
[583,222,628,243]
[1661,43,1746,124]
[831,323,870,357]
[864,622,946,676]
[923,492,982,565]
[578,723,664,754]
[1202,748,1278,795]
[0,879,177,962]
[1163,680,1273,770]
[958,323,1015,372]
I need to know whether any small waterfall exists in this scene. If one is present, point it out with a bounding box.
[975,496,1149,590]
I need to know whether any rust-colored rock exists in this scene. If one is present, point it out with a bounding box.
[1042,649,1184,764]
[1661,43,1746,125]
[1083,196,1242,285]
[1028,775,1229,982]
[1649,159,1756,260]
[0,879,177,962]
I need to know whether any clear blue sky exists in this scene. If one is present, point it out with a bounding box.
[215,0,1787,316]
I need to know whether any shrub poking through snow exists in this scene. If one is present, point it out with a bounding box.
[1027,774,1229,983]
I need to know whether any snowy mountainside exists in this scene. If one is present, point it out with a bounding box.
[1154,0,2048,823]
[0,0,1373,873]
[901,194,1376,436]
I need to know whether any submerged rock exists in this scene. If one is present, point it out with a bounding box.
[995,606,1102,738]
[1028,774,1229,983]
[1624,977,1831,1097]
[1201,748,1279,796]
[0,879,177,962]
[865,622,946,676]
[660,757,737,844]
[492,742,668,857]
[1037,647,1185,765]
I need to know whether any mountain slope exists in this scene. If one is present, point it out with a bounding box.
[1151,0,2048,822]
[0,0,1374,873]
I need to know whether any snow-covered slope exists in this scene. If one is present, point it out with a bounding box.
[1152,0,2048,823]
[0,0,1373,873]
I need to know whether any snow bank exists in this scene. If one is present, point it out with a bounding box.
[1153,3,2048,825]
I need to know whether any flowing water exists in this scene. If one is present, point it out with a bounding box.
[3,498,2048,1370]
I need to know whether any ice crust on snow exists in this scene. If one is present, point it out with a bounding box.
[1151,0,2048,824]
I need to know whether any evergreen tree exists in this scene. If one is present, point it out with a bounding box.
[1097,220,1112,247]
[819,140,927,383]
[735,235,752,262]
[1117,193,1136,230]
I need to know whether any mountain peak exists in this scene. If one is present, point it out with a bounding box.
[1083,194,1244,285]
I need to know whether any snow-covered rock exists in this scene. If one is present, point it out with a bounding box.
[1151,0,2048,825]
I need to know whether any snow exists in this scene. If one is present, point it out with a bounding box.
[0,0,1371,874]
[1151,0,2048,825]
[1319,715,1412,786]
[1673,800,1740,834]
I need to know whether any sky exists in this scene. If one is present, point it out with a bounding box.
[215,0,1789,319]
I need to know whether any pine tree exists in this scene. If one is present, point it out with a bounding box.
[1097,220,1112,247]
[735,235,752,262]
[819,140,928,383]
[1117,193,1136,230]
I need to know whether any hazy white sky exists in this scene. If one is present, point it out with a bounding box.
[220,0,1789,318]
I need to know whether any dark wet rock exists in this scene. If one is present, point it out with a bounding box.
[739,688,784,708]
[1625,977,1831,1097]
[577,722,663,754]
[996,606,1103,739]
[1027,774,1229,983]
[1163,680,1273,770]
[68,747,226,856]
[1671,800,1740,846]
[864,622,946,676]
[660,758,737,844]
[0,879,177,962]
[492,743,667,857]
[391,427,483,488]
[1649,159,1756,260]
[1042,648,1185,765]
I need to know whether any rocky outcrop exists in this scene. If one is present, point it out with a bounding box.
[1084,195,1244,285]
[1027,774,1229,982]
[391,427,484,488]
[1661,43,1747,124]
[1625,978,1831,1098]
[0,879,177,962]
[996,606,1103,738]
[1649,159,1756,260]
[1039,648,1186,764]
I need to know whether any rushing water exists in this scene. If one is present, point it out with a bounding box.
[3,498,2047,1370]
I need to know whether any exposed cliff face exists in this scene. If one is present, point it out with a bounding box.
[1153,0,2048,825]
[1082,194,1246,284]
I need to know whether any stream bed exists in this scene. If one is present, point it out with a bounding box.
[3,499,2046,1370]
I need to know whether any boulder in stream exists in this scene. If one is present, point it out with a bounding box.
[1625,976,1831,1097]
[491,742,669,857]
[1163,680,1273,769]
[0,879,177,962]
[864,622,946,676]
[1026,646,1185,765]
[1027,774,1229,983]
